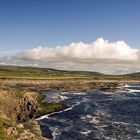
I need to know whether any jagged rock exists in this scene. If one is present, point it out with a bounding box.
[6,126,18,135]
[5,92,39,122]
[18,130,35,140]
[0,90,49,140]
[0,90,38,122]
[17,123,24,129]
[15,97,38,122]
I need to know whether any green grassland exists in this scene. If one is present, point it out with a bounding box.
[38,103,68,116]
[0,65,100,79]
[0,65,139,80]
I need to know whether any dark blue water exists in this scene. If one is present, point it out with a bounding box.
[39,84,140,140]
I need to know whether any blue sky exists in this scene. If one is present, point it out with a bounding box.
[0,0,140,55]
[0,0,140,74]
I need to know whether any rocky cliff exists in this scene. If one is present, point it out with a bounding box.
[0,89,48,140]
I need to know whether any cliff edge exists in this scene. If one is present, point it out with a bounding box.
[0,89,48,140]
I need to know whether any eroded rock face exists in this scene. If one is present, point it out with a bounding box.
[0,91,39,122]
[6,126,18,136]
[0,90,48,140]
[0,90,38,121]
[14,93,39,122]
[3,120,48,140]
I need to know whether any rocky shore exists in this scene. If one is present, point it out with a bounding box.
[0,89,49,140]
[0,79,126,140]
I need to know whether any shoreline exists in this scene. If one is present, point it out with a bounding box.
[36,104,74,121]
[0,79,140,83]
[0,79,139,140]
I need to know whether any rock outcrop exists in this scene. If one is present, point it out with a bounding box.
[13,92,39,122]
[0,90,48,140]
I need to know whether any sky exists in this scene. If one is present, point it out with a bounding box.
[0,0,140,74]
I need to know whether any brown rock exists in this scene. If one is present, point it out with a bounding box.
[6,126,18,135]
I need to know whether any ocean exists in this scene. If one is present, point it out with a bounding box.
[38,83,140,140]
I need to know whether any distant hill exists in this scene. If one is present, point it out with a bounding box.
[0,65,102,80]
[0,65,139,80]
[126,72,140,77]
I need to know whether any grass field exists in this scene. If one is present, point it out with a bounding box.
[0,65,139,80]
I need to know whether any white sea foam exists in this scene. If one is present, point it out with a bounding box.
[36,101,80,121]
[128,89,140,93]
[36,115,49,120]
[89,117,100,124]
[124,84,130,88]
[87,115,93,119]
[104,136,117,140]
[113,121,129,126]
[73,92,86,95]
[58,95,68,100]
[80,129,91,136]
[61,92,86,95]
[102,91,114,95]
[120,84,138,90]
[124,84,140,88]
[80,116,86,120]
[86,115,100,124]
[60,92,69,95]
[119,84,140,93]
[50,127,61,140]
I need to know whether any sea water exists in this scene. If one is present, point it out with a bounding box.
[38,84,140,140]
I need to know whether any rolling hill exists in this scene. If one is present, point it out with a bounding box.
[0,65,139,80]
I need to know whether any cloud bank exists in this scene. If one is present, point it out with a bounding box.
[0,38,140,75]
[16,38,139,61]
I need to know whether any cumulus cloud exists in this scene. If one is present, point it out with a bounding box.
[0,38,137,74]
[16,38,139,61]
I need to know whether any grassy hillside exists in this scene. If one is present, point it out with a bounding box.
[0,66,102,79]
[0,65,139,80]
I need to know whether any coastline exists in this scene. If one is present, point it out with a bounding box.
[0,79,140,140]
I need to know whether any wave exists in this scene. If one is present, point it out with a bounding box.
[50,127,61,140]
[60,92,69,95]
[58,95,68,100]
[73,92,86,95]
[36,101,81,121]
[124,84,130,88]
[86,115,100,124]
[128,89,140,93]
[89,116,100,124]
[124,84,140,88]
[80,129,91,136]
[61,92,86,95]
[120,84,140,93]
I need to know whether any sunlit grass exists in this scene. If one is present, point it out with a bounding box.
[0,66,139,80]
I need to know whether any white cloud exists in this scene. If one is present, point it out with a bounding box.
[16,38,139,61]
[0,38,137,75]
